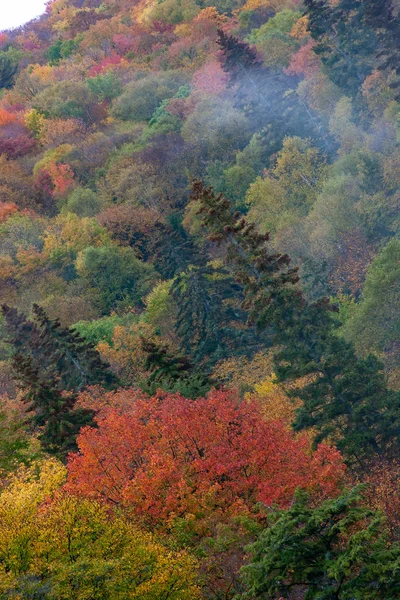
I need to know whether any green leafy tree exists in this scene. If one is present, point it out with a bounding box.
[33,81,97,122]
[246,136,328,234]
[343,238,400,366]
[111,72,189,122]
[76,245,156,313]
[64,187,103,218]
[46,39,78,65]
[240,486,400,599]
[0,398,34,474]
[87,71,122,102]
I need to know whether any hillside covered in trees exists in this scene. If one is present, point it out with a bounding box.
[0,0,399,597]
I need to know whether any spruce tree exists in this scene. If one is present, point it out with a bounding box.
[150,215,200,279]
[217,28,331,151]
[2,304,119,393]
[240,486,400,599]
[363,0,400,96]
[140,337,210,399]
[216,29,263,89]
[0,55,18,90]
[304,0,376,94]
[171,264,261,368]
[191,179,400,464]
[304,0,400,98]
[13,354,94,458]
[2,304,119,456]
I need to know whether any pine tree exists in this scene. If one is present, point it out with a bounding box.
[363,0,400,96]
[0,55,18,90]
[217,29,263,88]
[304,0,400,98]
[13,354,94,458]
[217,28,331,151]
[191,179,400,464]
[2,304,119,456]
[171,264,261,368]
[151,214,200,279]
[2,304,119,393]
[217,28,285,120]
[304,0,378,95]
[240,486,400,599]
[140,337,210,399]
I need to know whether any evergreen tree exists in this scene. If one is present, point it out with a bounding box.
[217,28,331,151]
[191,179,400,464]
[13,354,94,458]
[304,0,400,98]
[140,337,210,399]
[151,214,200,279]
[0,55,18,90]
[217,27,288,120]
[305,0,376,95]
[171,264,262,368]
[363,0,400,96]
[2,304,119,456]
[2,304,119,393]
[240,486,400,599]
[217,29,263,89]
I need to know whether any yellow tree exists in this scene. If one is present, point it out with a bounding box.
[0,458,66,585]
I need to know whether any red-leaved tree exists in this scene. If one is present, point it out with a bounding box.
[66,389,344,524]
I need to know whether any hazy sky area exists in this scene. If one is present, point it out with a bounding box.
[1,0,47,31]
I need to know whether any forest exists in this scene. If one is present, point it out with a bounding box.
[0,0,399,597]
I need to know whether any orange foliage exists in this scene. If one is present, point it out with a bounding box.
[42,118,86,147]
[0,108,22,127]
[0,202,18,223]
[66,389,345,524]
[290,15,309,40]
[247,376,301,424]
[76,385,148,415]
[98,204,160,248]
[46,162,75,198]
[330,228,375,296]
[97,321,156,382]
[213,351,275,391]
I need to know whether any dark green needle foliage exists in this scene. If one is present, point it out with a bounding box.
[150,214,200,279]
[140,337,211,399]
[2,303,119,393]
[191,179,400,463]
[14,354,94,458]
[172,264,261,368]
[304,0,400,98]
[239,486,400,599]
[216,28,330,147]
[1,304,119,456]
[0,54,18,90]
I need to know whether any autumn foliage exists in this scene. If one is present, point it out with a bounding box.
[0,0,399,596]
[67,389,344,523]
